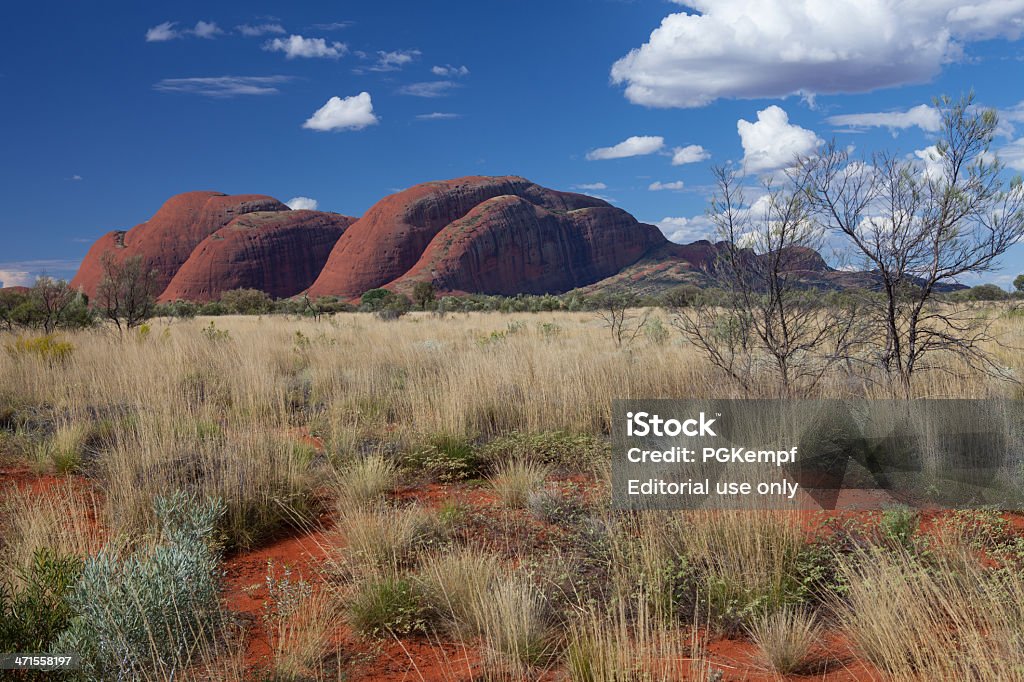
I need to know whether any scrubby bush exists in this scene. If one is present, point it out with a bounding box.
[220,288,273,315]
[480,431,610,471]
[55,493,225,680]
[348,576,427,637]
[404,433,482,481]
[0,548,82,652]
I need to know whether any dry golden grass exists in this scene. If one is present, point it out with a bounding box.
[2,310,1024,679]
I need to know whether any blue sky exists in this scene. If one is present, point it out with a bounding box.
[3,0,1024,288]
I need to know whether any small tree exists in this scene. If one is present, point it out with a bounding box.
[800,93,1024,396]
[29,277,91,333]
[412,281,436,310]
[0,288,29,332]
[671,166,861,396]
[97,254,159,334]
[1014,274,1024,293]
[219,288,273,315]
[593,293,649,348]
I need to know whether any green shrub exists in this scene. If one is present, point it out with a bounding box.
[348,577,427,637]
[0,548,82,652]
[200,321,230,342]
[480,431,610,471]
[878,505,920,549]
[220,288,273,315]
[404,433,482,481]
[55,493,225,680]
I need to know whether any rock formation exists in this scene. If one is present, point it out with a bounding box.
[159,210,356,302]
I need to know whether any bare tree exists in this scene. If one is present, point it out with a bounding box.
[593,293,649,348]
[799,93,1024,396]
[97,253,159,334]
[671,166,862,396]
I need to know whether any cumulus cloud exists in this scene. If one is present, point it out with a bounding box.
[70,174,83,181]
[611,0,1024,108]
[146,22,179,42]
[145,20,222,41]
[302,92,379,131]
[192,21,222,39]
[286,196,318,210]
[586,135,665,161]
[236,23,286,36]
[649,181,685,191]
[656,216,715,243]
[264,34,348,59]
[370,49,421,71]
[671,144,710,165]
[738,106,821,173]
[415,112,461,120]
[397,81,459,97]
[153,75,292,97]
[827,104,942,132]
[432,64,470,77]
[573,182,608,190]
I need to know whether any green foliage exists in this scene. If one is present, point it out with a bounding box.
[480,431,611,471]
[661,284,702,308]
[412,281,437,310]
[404,433,482,481]
[55,492,225,680]
[348,577,427,637]
[1015,274,1024,293]
[643,316,671,345]
[878,505,921,550]
[156,300,199,318]
[220,288,273,315]
[359,289,412,318]
[0,548,83,652]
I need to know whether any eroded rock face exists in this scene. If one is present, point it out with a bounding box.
[390,195,665,296]
[159,210,356,302]
[70,191,289,298]
[306,176,620,299]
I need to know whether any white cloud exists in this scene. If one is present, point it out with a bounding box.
[914,145,946,180]
[738,106,821,173]
[70,174,83,181]
[370,49,421,71]
[153,76,291,97]
[827,104,942,132]
[146,20,222,41]
[998,138,1024,171]
[236,23,286,36]
[416,112,461,120]
[573,182,608,190]
[397,81,459,97]
[656,216,715,243]
[264,35,348,59]
[145,22,179,42]
[432,64,470,77]
[312,22,352,31]
[649,180,685,191]
[611,0,1024,108]
[671,144,710,165]
[286,196,319,210]
[586,135,665,161]
[192,21,222,39]
[0,260,81,288]
[302,92,379,132]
